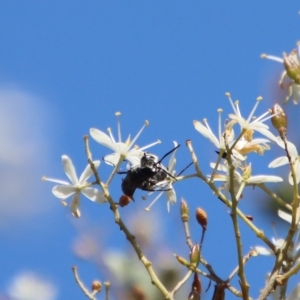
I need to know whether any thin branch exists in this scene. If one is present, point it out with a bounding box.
[186,139,276,252]
[258,183,292,211]
[174,254,250,299]
[84,136,173,300]
[104,282,110,300]
[72,266,96,300]
[278,259,300,282]
[170,270,193,297]
[226,135,249,299]
[227,250,259,282]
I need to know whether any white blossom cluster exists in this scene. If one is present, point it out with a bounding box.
[42,42,300,300]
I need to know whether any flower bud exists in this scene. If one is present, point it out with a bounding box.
[180,198,189,222]
[189,244,200,267]
[91,280,102,292]
[196,208,207,230]
[188,273,201,300]
[283,50,300,84]
[119,195,131,207]
[212,283,226,300]
[271,104,287,133]
[174,254,189,266]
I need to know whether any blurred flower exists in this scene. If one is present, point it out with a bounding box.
[7,271,57,300]
[43,155,106,217]
[145,142,179,212]
[90,112,160,167]
[261,43,300,104]
[268,140,300,185]
[254,210,300,263]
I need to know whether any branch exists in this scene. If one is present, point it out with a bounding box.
[72,266,98,300]
[186,139,276,252]
[84,136,173,300]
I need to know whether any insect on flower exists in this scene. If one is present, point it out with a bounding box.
[118,145,180,203]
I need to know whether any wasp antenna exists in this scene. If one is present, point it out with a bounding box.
[177,162,194,176]
[157,144,180,164]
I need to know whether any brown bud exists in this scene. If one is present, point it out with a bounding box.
[189,244,200,267]
[271,104,287,133]
[212,283,226,300]
[245,215,254,221]
[196,208,207,230]
[180,198,189,222]
[188,273,201,300]
[119,195,131,207]
[91,280,102,292]
[131,285,146,300]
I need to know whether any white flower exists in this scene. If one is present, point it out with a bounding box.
[234,135,271,156]
[268,140,300,185]
[145,141,179,212]
[261,44,300,104]
[209,162,282,199]
[43,155,106,217]
[90,112,160,167]
[194,109,246,164]
[227,94,275,137]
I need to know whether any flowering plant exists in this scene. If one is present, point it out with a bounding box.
[42,35,300,300]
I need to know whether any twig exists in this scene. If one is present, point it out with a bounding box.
[227,250,258,282]
[186,139,276,252]
[258,183,292,211]
[72,266,96,300]
[226,135,249,299]
[174,255,250,299]
[278,259,300,283]
[170,270,193,297]
[104,282,110,300]
[84,136,173,300]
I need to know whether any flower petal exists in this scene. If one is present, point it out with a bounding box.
[81,188,107,203]
[278,209,292,224]
[70,192,81,218]
[52,185,76,198]
[103,153,121,166]
[166,186,176,205]
[269,156,289,168]
[253,246,273,256]
[78,161,100,184]
[168,141,178,173]
[90,128,118,152]
[62,155,78,185]
[194,120,220,149]
[247,175,283,184]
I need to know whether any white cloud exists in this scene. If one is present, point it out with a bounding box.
[0,87,58,227]
[6,271,58,300]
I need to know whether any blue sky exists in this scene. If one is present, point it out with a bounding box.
[0,2,300,299]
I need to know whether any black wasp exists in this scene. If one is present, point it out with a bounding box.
[118,144,180,201]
